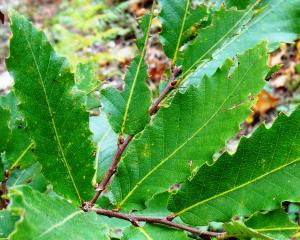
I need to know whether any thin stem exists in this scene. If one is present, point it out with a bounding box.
[93,208,225,238]
[149,66,179,115]
[86,135,133,207]
[0,170,11,209]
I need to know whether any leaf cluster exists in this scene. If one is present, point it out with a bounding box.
[1,0,300,239]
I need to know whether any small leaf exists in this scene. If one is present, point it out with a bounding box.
[7,11,95,204]
[8,186,110,240]
[122,224,190,240]
[111,43,268,211]
[101,13,152,135]
[75,61,97,95]
[169,107,300,226]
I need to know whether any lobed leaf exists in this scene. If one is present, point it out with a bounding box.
[8,186,110,240]
[101,13,152,135]
[6,11,95,204]
[111,43,269,211]
[169,107,300,226]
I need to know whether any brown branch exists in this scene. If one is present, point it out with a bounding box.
[85,135,133,208]
[149,66,180,115]
[149,80,177,115]
[0,170,11,209]
[85,61,181,209]
[93,208,225,238]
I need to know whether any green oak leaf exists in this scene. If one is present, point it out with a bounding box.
[180,0,300,86]
[6,10,95,204]
[0,210,19,239]
[122,224,190,240]
[101,13,152,135]
[7,186,110,240]
[180,5,255,74]
[158,0,208,63]
[169,107,300,226]
[111,43,268,211]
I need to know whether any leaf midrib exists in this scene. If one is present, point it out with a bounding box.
[38,210,83,237]
[138,228,153,240]
[120,11,153,135]
[116,63,253,209]
[22,27,81,202]
[175,156,300,216]
[256,226,300,232]
[171,0,190,65]
[10,142,34,170]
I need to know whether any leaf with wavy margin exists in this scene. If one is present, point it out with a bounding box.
[169,108,300,226]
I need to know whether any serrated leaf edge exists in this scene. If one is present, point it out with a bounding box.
[8,10,82,202]
[179,0,259,84]
[116,53,262,209]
